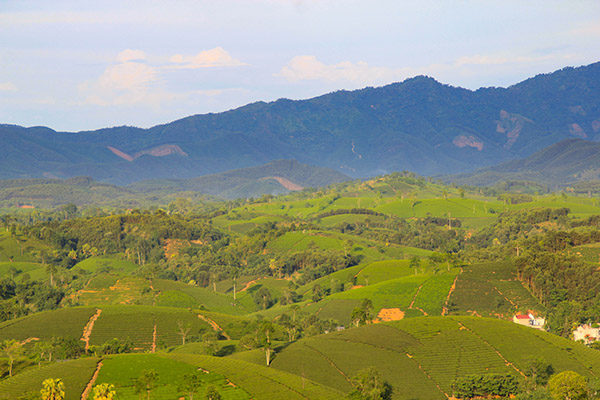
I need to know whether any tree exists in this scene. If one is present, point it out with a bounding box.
[260,321,276,366]
[351,299,374,327]
[133,369,159,400]
[202,331,219,356]
[41,378,65,400]
[347,367,393,400]
[409,256,420,275]
[92,383,116,400]
[547,371,588,400]
[205,385,222,400]
[279,314,300,341]
[1,339,23,377]
[525,358,554,388]
[178,371,203,400]
[46,264,57,287]
[29,340,54,366]
[177,321,192,346]
[253,287,273,310]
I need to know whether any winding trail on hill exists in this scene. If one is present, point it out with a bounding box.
[80,309,102,351]
[442,273,460,316]
[240,278,264,292]
[197,313,231,340]
[408,280,429,316]
[81,361,103,400]
[456,321,526,378]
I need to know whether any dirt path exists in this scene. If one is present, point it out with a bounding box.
[81,309,102,351]
[198,313,231,340]
[409,283,425,309]
[152,324,157,353]
[81,361,103,400]
[442,273,460,316]
[407,281,429,316]
[240,278,264,292]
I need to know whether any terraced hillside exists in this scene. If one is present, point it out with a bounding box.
[0,353,343,400]
[269,316,600,399]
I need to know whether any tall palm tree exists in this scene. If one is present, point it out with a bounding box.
[93,383,117,400]
[41,378,65,400]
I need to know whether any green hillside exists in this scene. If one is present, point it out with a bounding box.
[2,171,600,399]
[270,316,600,399]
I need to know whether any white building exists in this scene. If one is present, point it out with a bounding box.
[573,324,600,344]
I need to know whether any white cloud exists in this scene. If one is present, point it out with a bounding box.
[79,49,245,107]
[0,82,17,91]
[168,47,246,69]
[117,49,146,63]
[79,51,161,106]
[279,55,410,84]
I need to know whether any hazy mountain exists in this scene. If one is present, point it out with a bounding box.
[0,160,349,207]
[127,159,350,199]
[1,62,599,184]
[444,139,600,188]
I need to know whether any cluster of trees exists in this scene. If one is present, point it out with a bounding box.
[26,372,224,400]
[451,374,520,399]
[336,215,464,252]
[451,358,599,400]
[0,278,65,323]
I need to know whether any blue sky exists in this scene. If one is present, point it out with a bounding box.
[0,0,599,131]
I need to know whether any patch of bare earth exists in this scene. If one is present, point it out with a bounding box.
[268,176,304,191]
[20,337,39,345]
[81,309,102,351]
[375,308,405,322]
[163,238,191,259]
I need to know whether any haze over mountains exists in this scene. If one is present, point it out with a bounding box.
[2,62,600,185]
[446,139,600,189]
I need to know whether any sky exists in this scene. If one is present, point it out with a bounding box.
[0,0,599,132]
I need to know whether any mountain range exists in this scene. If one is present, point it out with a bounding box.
[445,139,600,189]
[2,61,599,184]
[0,160,350,207]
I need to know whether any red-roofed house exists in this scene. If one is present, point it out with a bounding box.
[513,313,545,330]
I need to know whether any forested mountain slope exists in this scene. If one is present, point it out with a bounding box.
[1,62,599,184]
[445,139,600,188]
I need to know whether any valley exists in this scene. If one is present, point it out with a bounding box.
[1,173,600,399]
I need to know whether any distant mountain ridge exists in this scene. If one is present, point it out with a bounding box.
[127,159,350,199]
[444,139,600,188]
[1,61,600,184]
[0,160,349,207]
